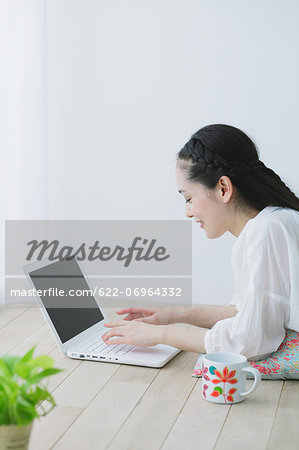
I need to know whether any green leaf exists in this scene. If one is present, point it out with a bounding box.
[15,355,56,379]
[14,362,33,379]
[21,386,52,406]
[15,395,38,425]
[29,355,54,369]
[0,391,9,424]
[20,346,36,363]
[25,368,63,386]
[1,355,21,376]
[214,386,223,394]
[0,359,11,377]
[0,376,19,398]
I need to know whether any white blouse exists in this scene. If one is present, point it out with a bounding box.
[204,205,299,361]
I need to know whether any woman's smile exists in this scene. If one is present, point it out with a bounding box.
[195,220,205,228]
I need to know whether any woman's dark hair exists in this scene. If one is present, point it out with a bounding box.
[177,124,299,212]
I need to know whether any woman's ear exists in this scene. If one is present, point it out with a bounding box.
[218,176,234,203]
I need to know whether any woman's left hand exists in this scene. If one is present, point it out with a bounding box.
[102,320,163,347]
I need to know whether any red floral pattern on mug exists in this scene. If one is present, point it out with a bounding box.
[202,366,210,381]
[203,383,209,398]
[208,366,238,403]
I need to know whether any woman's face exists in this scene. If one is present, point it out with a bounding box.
[176,165,234,239]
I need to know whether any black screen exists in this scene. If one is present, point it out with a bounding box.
[28,259,104,343]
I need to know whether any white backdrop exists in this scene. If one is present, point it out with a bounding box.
[2,0,299,305]
[47,0,299,305]
[0,0,48,303]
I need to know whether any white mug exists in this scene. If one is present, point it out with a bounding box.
[202,352,261,404]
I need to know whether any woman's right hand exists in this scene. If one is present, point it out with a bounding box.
[116,307,180,325]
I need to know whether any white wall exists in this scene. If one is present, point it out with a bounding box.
[47,0,299,305]
[1,0,48,303]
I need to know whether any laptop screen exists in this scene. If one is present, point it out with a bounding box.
[28,259,104,343]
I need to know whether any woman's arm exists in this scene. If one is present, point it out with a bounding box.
[116,305,238,329]
[160,324,207,353]
[179,305,238,328]
[102,320,208,353]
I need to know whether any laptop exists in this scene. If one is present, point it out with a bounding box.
[24,258,181,368]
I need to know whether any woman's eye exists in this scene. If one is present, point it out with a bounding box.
[185,198,191,204]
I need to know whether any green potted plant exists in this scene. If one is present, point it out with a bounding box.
[0,346,62,450]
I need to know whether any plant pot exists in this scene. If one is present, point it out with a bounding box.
[0,422,33,450]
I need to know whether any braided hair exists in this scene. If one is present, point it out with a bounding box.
[177,124,299,212]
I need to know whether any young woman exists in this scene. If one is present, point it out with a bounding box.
[102,124,299,360]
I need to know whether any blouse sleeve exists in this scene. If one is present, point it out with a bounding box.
[204,217,291,360]
[204,291,288,360]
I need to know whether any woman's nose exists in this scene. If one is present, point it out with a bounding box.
[186,206,193,218]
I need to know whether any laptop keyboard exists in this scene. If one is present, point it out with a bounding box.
[70,335,136,360]
[85,340,135,356]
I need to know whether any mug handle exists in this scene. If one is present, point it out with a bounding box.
[239,367,262,397]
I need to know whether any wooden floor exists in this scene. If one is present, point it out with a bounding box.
[1,306,299,450]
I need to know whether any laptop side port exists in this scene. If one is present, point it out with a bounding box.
[99,356,106,359]
[92,356,98,359]
[79,354,85,358]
